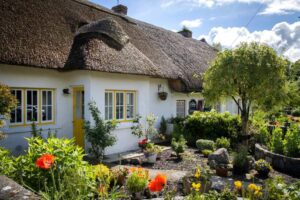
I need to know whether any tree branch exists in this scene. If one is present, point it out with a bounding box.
[232,96,242,112]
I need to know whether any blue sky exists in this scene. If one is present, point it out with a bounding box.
[91,0,300,61]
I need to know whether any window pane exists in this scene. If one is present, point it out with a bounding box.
[105,92,113,120]
[176,100,185,117]
[127,106,134,119]
[47,91,52,104]
[42,105,47,121]
[42,91,47,105]
[10,90,23,123]
[47,106,52,120]
[27,90,38,122]
[33,91,38,105]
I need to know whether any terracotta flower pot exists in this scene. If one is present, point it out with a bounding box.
[216,168,228,177]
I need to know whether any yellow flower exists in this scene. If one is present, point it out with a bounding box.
[254,190,263,197]
[234,181,242,190]
[192,182,201,191]
[194,167,201,178]
[248,183,259,192]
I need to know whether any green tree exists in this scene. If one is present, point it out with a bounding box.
[286,60,300,108]
[203,42,287,136]
[0,83,17,140]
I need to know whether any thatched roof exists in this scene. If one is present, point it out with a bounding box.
[0,0,217,92]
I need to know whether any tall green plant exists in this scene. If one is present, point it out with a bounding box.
[84,101,117,161]
[159,116,167,134]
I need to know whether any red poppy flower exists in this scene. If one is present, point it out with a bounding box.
[148,174,167,192]
[35,154,55,169]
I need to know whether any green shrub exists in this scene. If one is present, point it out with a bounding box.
[201,149,213,157]
[284,126,300,157]
[171,135,187,157]
[292,108,300,117]
[84,101,117,161]
[184,111,241,146]
[255,126,271,145]
[233,146,249,174]
[0,147,16,177]
[215,137,230,149]
[172,118,184,140]
[196,139,215,151]
[269,128,284,154]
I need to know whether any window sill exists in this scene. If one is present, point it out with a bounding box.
[9,122,55,128]
[115,121,134,130]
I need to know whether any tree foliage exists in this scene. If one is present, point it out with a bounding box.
[203,42,288,135]
[84,101,117,162]
[0,83,17,140]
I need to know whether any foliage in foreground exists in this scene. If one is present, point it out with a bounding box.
[84,101,117,162]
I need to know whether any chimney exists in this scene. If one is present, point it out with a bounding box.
[112,4,128,15]
[178,27,192,38]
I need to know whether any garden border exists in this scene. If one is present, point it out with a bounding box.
[255,143,300,177]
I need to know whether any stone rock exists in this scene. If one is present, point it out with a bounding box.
[208,148,230,168]
[0,175,40,200]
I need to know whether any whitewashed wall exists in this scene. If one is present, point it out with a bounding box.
[0,64,238,156]
[0,64,92,155]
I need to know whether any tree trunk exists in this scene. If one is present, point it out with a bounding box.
[241,111,248,136]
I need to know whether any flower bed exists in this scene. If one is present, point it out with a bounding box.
[255,143,300,177]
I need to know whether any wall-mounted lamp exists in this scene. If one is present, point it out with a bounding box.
[63,88,70,95]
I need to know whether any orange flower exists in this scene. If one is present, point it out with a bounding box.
[148,174,167,192]
[35,154,55,169]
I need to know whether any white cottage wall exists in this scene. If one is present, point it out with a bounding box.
[0,64,92,155]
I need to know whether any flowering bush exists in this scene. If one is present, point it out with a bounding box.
[138,138,149,149]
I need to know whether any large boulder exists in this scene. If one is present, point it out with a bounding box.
[0,175,39,200]
[208,148,230,168]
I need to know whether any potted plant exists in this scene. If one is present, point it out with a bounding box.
[138,138,149,150]
[215,164,230,177]
[126,168,149,200]
[158,92,168,100]
[144,143,160,163]
[255,159,272,178]
[233,147,250,175]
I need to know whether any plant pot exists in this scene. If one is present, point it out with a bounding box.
[158,92,168,100]
[145,153,157,163]
[216,168,228,177]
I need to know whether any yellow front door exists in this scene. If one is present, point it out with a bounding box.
[73,87,85,148]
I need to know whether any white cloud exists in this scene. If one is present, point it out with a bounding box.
[200,21,300,62]
[180,18,203,28]
[161,0,300,15]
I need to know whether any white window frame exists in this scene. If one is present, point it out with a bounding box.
[10,89,23,125]
[176,100,186,117]
[126,92,135,120]
[105,91,114,120]
[105,90,136,121]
